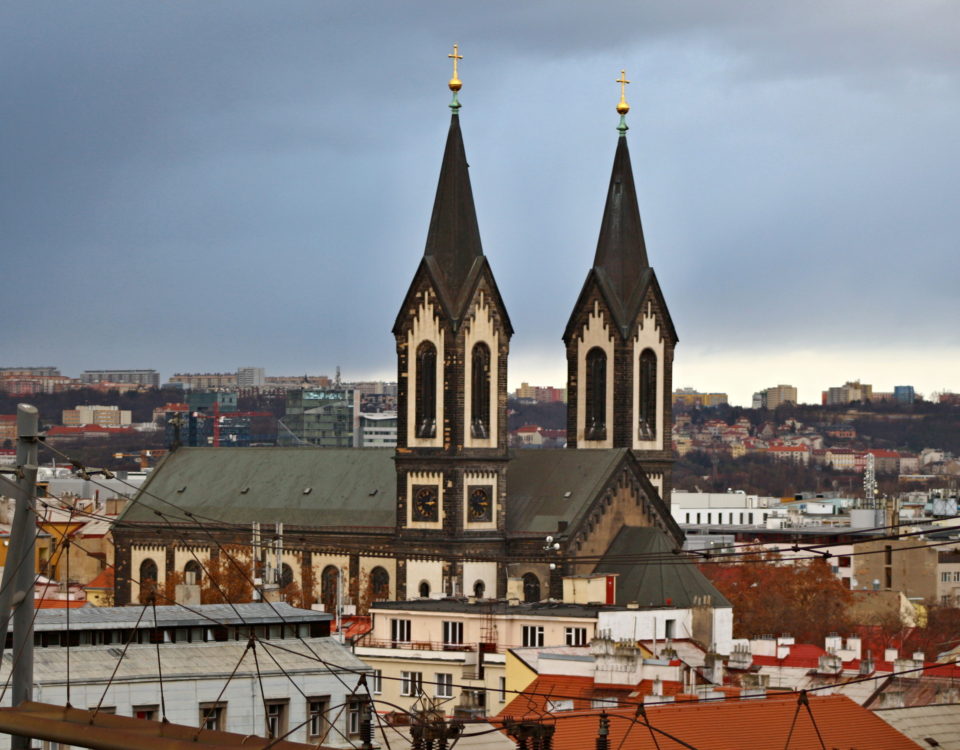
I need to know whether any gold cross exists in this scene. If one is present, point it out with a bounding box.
[448,44,463,91]
[616,69,630,115]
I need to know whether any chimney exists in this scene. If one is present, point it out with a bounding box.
[843,636,862,661]
[884,647,898,663]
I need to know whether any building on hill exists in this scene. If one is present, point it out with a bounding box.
[672,387,728,408]
[113,73,695,616]
[752,384,797,409]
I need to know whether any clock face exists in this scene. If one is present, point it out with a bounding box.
[468,485,493,522]
[412,485,439,521]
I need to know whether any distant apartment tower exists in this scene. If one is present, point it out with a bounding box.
[752,384,798,410]
[0,367,61,377]
[236,367,266,388]
[513,382,567,403]
[824,381,873,405]
[169,373,238,389]
[672,387,728,408]
[894,385,915,404]
[80,369,159,387]
[279,387,360,447]
[62,405,132,427]
[360,412,398,447]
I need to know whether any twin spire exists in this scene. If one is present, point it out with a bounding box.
[420,48,648,338]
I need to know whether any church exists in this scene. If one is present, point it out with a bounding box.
[115,60,721,612]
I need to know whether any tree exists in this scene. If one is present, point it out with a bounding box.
[201,546,254,604]
[702,550,852,644]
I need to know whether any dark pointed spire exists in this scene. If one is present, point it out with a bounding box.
[591,133,651,334]
[421,104,485,321]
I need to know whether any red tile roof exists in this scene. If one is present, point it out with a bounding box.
[36,599,88,609]
[85,566,115,590]
[496,694,920,750]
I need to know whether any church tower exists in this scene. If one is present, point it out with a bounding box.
[563,72,678,501]
[393,48,512,596]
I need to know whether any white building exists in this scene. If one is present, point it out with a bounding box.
[0,603,370,748]
[670,490,785,527]
[360,412,398,448]
[237,367,266,388]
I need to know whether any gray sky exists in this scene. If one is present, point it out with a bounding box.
[4,1,958,406]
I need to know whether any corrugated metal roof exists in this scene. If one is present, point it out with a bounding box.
[594,527,731,608]
[1,637,366,685]
[27,602,330,632]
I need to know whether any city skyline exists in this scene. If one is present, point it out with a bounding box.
[4,3,958,408]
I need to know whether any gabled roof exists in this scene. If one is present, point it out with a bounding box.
[119,448,678,543]
[594,526,730,608]
[493,694,921,750]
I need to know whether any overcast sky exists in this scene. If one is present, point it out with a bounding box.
[3,1,958,405]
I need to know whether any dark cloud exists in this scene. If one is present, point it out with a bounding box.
[3,2,957,398]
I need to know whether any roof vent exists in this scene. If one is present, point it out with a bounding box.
[240,487,250,494]
[176,486,186,493]
[303,487,313,495]
[564,491,572,498]
[369,489,378,496]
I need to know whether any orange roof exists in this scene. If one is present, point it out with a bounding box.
[86,566,115,590]
[495,694,919,750]
[501,675,685,716]
[36,599,87,609]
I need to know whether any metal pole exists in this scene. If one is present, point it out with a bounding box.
[6,405,39,749]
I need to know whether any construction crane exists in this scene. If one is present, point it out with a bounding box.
[193,401,274,447]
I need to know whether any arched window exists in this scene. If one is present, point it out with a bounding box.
[585,347,607,441]
[280,563,294,588]
[471,342,491,439]
[139,558,158,602]
[320,565,339,613]
[522,573,541,603]
[415,342,437,438]
[473,580,485,599]
[418,580,431,599]
[639,349,657,440]
[184,559,202,586]
[370,567,390,602]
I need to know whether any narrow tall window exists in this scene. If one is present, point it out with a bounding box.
[522,573,541,603]
[415,342,437,438]
[320,565,339,613]
[585,347,607,440]
[139,558,158,602]
[370,566,390,602]
[471,342,491,438]
[639,348,657,440]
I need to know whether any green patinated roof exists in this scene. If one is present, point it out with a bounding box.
[594,526,731,608]
[120,447,397,528]
[120,447,675,541]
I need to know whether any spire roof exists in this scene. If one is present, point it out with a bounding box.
[420,111,487,325]
[590,133,651,335]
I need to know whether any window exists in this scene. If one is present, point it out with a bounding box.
[265,700,288,739]
[279,563,294,588]
[199,702,226,732]
[565,627,587,646]
[133,705,158,721]
[473,579,485,598]
[498,676,507,702]
[370,567,390,602]
[638,348,657,439]
[522,625,544,647]
[321,565,339,614]
[390,618,411,646]
[954,571,960,583]
[184,559,202,586]
[416,341,437,438]
[592,697,619,709]
[664,619,676,639]
[443,621,463,647]
[522,573,540,603]
[371,670,382,694]
[884,545,893,566]
[471,342,491,438]
[139,558,158,602]
[419,580,431,598]
[585,347,607,440]
[943,572,951,583]
[307,697,329,741]
[885,569,892,589]
[401,671,423,696]
[347,699,366,736]
[436,672,454,698]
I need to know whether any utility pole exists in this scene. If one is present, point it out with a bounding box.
[0,404,40,749]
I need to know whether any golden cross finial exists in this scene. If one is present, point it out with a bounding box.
[448,44,463,92]
[616,69,630,115]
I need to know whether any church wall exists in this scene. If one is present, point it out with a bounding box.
[405,559,444,599]
[173,546,210,581]
[462,561,497,599]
